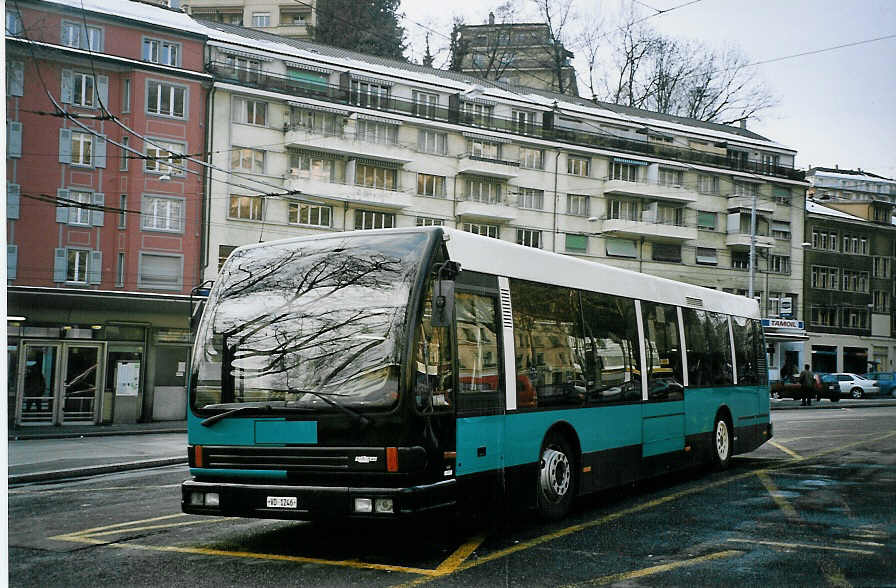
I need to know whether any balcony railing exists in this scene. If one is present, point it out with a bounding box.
[208,61,805,181]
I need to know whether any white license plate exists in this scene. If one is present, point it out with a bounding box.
[266,496,297,509]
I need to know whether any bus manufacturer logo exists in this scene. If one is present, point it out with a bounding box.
[355,456,378,464]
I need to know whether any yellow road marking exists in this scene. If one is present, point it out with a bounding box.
[559,550,743,587]
[756,472,799,519]
[51,513,189,539]
[434,534,485,574]
[77,519,233,538]
[726,538,875,555]
[768,440,802,460]
[10,484,181,495]
[821,560,853,588]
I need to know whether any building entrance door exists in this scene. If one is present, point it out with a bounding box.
[17,341,105,425]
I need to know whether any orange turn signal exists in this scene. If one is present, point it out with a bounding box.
[194,445,204,468]
[386,447,398,472]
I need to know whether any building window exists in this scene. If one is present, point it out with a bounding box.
[142,38,180,66]
[696,210,717,230]
[608,198,640,221]
[658,168,683,187]
[461,102,493,127]
[841,270,869,293]
[773,186,791,204]
[417,129,447,154]
[611,162,639,182]
[811,266,839,290]
[62,21,102,50]
[652,243,681,262]
[413,91,438,118]
[229,195,263,220]
[519,188,545,210]
[516,228,541,248]
[122,79,131,113]
[71,132,93,166]
[872,256,891,278]
[769,255,790,274]
[6,9,23,36]
[350,80,390,109]
[354,209,394,229]
[231,147,265,173]
[416,216,444,227]
[565,234,587,253]
[512,110,536,134]
[68,191,92,225]
[72,73,95,107]
[232,96,267,126]
[469,138,500,159]
[733,181,759,197]
[655,204,683,226]
[464,177,502,204]
[67,249,90,283]
[463,222,499,238]
[218,245,237,271]
[144,140,184,175]
[138,253,182,290]
[696,247,717,265]
[810,306,837,327]
[225,55,262,83]
[698,175,720,194]
[356,120,398,144]
[519,146,543,169]
[873,290,890,313]
[732,252,750,270]
[293,108,343,136]
[142,195,184,233]
[567,194,589,216]
[811,229,838,251]
[567,155,590,177]
[605,238,638,258]
[252,12,271,27]
[147,81,186,118]
[771,221,791,240]
[417,173,446,197]
[288,150,345,182]
[120,136,129,170]
[355,163,397,190]
[118,194,127,228]
[116,253,125,286]
[288,202,331,227]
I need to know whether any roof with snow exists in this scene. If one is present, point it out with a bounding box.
[808,167,896,185]
[806,199,866,221]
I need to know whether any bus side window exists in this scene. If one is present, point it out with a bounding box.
[510,280,586,409]
[732,315,760,385]
[683,309,734,388]
[641,302,684,401]
[414,282,454,412]
[580,291,641,403]
[455,292,501,415]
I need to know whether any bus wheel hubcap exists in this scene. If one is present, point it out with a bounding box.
[540,448,570,501]
[716,421,729,459]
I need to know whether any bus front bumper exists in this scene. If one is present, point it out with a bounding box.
[181,478,457,519]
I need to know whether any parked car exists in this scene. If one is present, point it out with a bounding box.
[770,372,836,401]
[830,373,880,398]
[816,373,840,402]
[865,372,896,397]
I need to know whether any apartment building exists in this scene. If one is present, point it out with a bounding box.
[803,168,896,373]
[6,0,209,425]
[456,13,578,96]
[196,22,807,379]
[184,0,315,39]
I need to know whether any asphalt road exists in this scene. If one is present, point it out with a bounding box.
[9,406,896,587]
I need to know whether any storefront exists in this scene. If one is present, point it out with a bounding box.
[8,287,193,427]
[762,318,809,383]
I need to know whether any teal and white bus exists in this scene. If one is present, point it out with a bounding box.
[182,227,770,521]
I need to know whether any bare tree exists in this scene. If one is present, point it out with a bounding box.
[532,0,578,95]
[575,11,604,101]
[603,15,660,108]
[466,2,523,82]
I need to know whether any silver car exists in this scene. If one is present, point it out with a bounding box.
[831,373,880,398]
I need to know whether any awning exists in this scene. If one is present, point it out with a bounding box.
[613,157,649,166]
[605,237,638,258]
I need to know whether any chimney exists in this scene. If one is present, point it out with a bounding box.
[739,118,746,130]
[489,11,495,25]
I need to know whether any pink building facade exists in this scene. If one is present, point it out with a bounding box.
[7,0,210,425]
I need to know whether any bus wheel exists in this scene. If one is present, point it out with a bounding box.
[712,415,732,470]
[536,433,576,521]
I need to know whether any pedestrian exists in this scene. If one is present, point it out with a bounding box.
[798,363,814,406]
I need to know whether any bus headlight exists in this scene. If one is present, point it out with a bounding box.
[205,492,220,507]
[189,492,205,506]
[354,498,373,513]
[374,498,394,513]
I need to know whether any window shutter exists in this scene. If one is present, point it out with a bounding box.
[59,128,72,164]
[91,193,105,226]
[88,251,103,284]
[9,61,24,97]
[61,69,74,103]
[53,248,68,282]
[7,184,21,219]
[94,135,107,168]
[56,189,70,223]
[8,122,22,158]
[7,245,18,281]
[96,75,109,107]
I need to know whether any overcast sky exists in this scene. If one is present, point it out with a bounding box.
[399,0,896,178]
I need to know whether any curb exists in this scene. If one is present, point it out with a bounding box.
[771,401,896,411]
[9,428,186,441]
[8,457,188,485]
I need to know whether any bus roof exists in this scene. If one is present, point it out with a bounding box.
[229,227,760,318]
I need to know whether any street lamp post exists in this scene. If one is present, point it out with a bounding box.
[748,188,758,298]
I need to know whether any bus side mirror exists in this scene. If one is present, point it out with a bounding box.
[431,279,455,327]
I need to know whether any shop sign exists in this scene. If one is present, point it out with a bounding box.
[762,318,804,330]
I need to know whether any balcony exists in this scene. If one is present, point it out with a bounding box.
[455,195,517,222]
[727,195,775,215]
[284,131,413,165]
[457,154,520,179]
[603,179,698,204]
[283,176,412,210]
[726,232,775,250]
[595,218,697,242]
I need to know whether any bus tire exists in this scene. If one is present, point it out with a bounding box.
[712,414,732,470]
[536,432,576,521]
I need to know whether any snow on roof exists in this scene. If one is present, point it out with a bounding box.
[806,199,867,221]
[38,0,209,36]
[809,169,896,185]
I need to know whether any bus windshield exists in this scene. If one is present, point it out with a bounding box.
[191,232,430,413]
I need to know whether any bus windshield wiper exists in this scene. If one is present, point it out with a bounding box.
[287,388,372,427]
[200,403,312,427]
